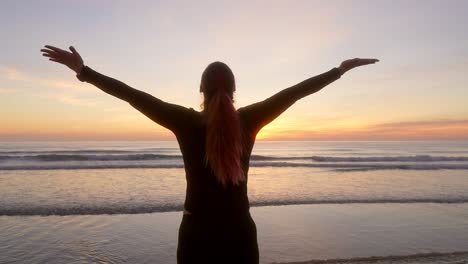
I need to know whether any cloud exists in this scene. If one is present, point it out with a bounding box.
[1,66,25,81]
[53,94,100,107]
[370,119,468,129]
[39,78,84,90]
[0,87,15,94]
[258,118,468,140]
[361,119,468,139]
[1,65,98,107]
[101,113,147,124]
[1,65,93,92]
[0,130,175,141]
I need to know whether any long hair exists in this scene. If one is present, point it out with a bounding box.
[200,62,245,186]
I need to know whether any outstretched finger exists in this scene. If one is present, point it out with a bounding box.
[40,49,59,56]
[40,48,56,52]
[69,46,79,55]
[44,45,64,53]
[359,58,379,64]
[42,53,59,59]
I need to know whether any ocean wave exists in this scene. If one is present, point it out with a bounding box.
[251,155,468,162]
[273,251,468,264]
[0,153,181,161]
[0,148,176,155]
[0,164,185,170]
[2,162,468,171]
[2,198,468,216]
[2,153,468,163]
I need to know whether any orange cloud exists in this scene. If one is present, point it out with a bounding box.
[3,118,468,141]
[0,130,175,141]
[257,119,468,140]
[1,65,94,92]
[1,66,25,81]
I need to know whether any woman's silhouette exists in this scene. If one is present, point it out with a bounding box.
[41,45,378,264]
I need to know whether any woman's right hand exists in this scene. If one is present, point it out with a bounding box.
[40,45,84,74]
[338,58,379,75]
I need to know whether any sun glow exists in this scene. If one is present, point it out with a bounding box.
[1,1,468,141]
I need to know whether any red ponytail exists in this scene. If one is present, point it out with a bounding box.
[201,62,245,186]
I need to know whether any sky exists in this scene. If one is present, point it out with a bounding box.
[1,0,468,141]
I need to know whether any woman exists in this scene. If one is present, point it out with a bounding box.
[40,45,378,263]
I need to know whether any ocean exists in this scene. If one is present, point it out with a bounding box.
[1,141,468,263]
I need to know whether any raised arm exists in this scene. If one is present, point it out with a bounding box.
[239,58,379,136]
[40,45,192,133]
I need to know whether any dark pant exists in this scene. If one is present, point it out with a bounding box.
[177,212,259,264]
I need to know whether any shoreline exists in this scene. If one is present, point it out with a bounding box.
[2,203,468,263]
[274,251,468,264]
[2,200,468,217]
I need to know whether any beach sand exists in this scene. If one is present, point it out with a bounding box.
[1,203,468,263]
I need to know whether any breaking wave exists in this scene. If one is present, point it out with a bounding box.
[2,198,468,216]
[1,152,468,171]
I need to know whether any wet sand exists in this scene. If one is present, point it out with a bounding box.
[1,203,468,263]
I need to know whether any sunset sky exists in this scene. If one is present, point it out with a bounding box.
[1,0,468,141]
